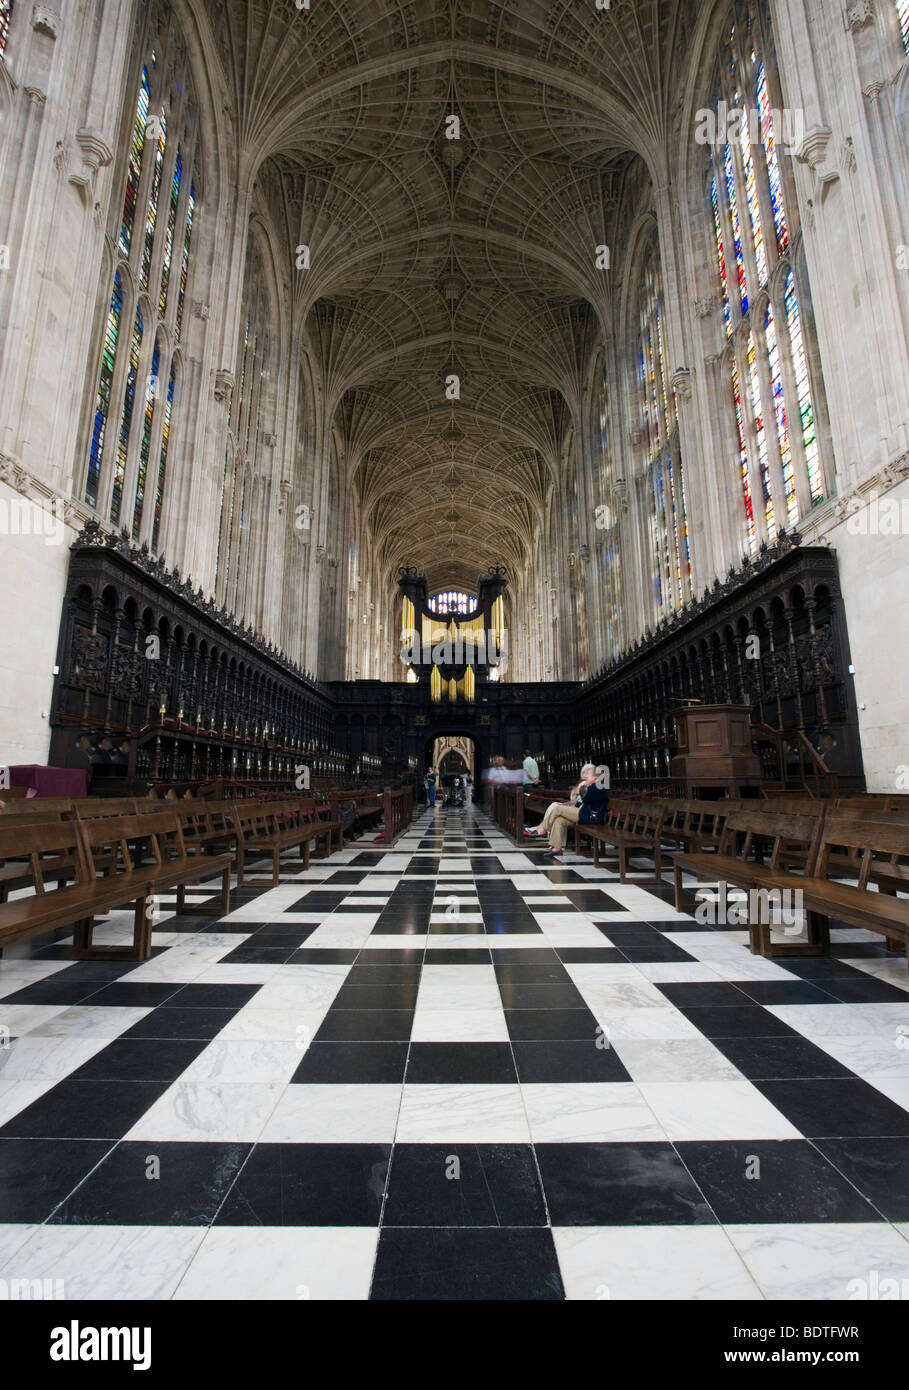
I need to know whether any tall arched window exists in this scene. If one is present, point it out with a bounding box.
[84,26,199,547]
[636,235,690,618]
[596,363,622,662]
[0,1,12,59]
[706,2,826,553]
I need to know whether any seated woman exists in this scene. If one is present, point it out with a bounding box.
[525,763,609,856]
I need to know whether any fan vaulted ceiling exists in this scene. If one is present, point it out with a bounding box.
[198,0,702,593]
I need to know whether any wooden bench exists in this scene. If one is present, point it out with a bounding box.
[233,799,316,885]
[672,808,829,957]
[573,800,666,883]
[0,813,232,961]
[301,796,345,855]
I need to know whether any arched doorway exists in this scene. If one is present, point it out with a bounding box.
[431,734,476,778]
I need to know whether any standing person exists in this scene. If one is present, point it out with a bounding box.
[425,766,437,807]
[522,749,540,788]
[463,772,472,804]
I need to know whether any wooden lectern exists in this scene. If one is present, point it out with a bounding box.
[670,704,762,799]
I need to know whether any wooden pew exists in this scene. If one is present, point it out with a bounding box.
[232,799,316,886]
[573,800,666,883]
[0,813,232,961]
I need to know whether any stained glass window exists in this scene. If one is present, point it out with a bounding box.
[85,52,198,546]
[708,6,826,546]
[119,69,150,258]
[765,302,797,525]
[158,147,181,316]
[141,109,166,288]
[0,1,12,59]
[86,274,122,510]
[710,169,732,335]
[746,329,775,540]
[428,592,474,615]
[132,339,159,539]
[110,304,143,526]
[785,270,823,503]
[637,239,688,616]
[152,362,175,552]
[731,355,755,550]
[739,108,768,287]
[723,142,749,314]
[898,0,909,53]
[756,59,789,257]
[175,185,194,341]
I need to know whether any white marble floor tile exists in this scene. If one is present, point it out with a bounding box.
[176,1039,304,1085]
[610,1038,744,1083]
[553,1226,763,1301]
[174,1227,379,1300]
[593,1006,706,1042]
[0,1034,110,1081]
[0,1078,59,1126]
[859,1073,909,1111]
[28,1005,152,1040]
[215,1006,327,1044]
[637,1081,803,1141]
[573,980,675,1012]
[409,1008,509,1042]
[0,1004,71,1036]
[396,1082,530,1142]
[522,1082,666,1143]
[0,1224,206,1299]
[807,1034,909,1079]
[124,1082,286,1143]
[250,968,350,1011]
[768,1002,909,1039]
[631,961,732,983]
[725,1223,909,1300]
[0,1225,40,1268]
[259,1083,402,1143]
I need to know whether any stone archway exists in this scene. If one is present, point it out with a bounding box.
[432,735,475,777]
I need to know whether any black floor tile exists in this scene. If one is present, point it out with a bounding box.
[288,949,360,964]
[806,977,909,1005]
[370,1227,564,1300]
[291,1041,409,1084]
[555,948,625,964]
[424,949,492,964]
[405,1044,517,1084]
[68,1038,209,1082]
[345,964,423,985]
[676,1140,882,1224]
[512,1039,632,1083]
[618,946,696,963]
[214,1143,391,1225]
[314,1010,415,1042]
[497,982,588,1010]
[730,980,842,1006]
[50,1141,251,1225]
[357,949,425,966]
[0,978,105,1006]
[752,1079,909,1137]
[503,1008,600,1041]
[492,961,573,984]
[0,1137,112,1221]
[0,1080,169,1139]
[163,983,263,1009]
[813,1138,909,1221]
[219,947,298,965]
[535,1142,716,1226]
[122,1007,236,1040]
[657,982,757,1008]
[331,982,420,1010]
[83,982,185,1008]
[679,1005,801,1039]
[382,1144,545,1227]
[709,1035,857,1080]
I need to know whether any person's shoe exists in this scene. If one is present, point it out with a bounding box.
[543,847,563,858]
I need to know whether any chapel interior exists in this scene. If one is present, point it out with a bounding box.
[0,0,909,1308]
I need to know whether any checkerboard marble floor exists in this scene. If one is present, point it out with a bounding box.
[1,802,909,1300]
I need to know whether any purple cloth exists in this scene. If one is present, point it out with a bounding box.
[7,766,89,797]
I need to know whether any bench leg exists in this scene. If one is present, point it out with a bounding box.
[220,863,230,916]
[619,846,627,883]
[73,915,94,954]
[805,909,830,954]
[749,896,773,957]
[272,848,280,887]
[236,843,245,887]
[674,862,685,913]
[653,842,663,885]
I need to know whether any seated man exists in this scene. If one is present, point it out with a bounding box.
[525,764,610,858]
